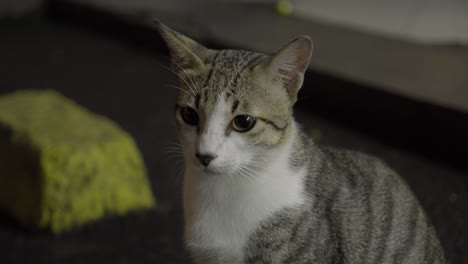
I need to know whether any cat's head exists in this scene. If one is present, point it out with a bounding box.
[156,21,312,176]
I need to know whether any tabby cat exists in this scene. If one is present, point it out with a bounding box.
[155,21,446,264]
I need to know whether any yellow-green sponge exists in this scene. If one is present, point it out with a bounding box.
[0,90,155,234]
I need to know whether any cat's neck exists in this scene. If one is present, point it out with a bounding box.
[183,121,308,260]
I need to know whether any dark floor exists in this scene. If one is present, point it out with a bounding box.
[0,15,467,263]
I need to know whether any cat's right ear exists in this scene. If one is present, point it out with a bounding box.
[154,20,208,72]
[254,36,313,104]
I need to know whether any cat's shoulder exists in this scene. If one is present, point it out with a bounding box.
[316,144,398,179]
[320,145,382,164]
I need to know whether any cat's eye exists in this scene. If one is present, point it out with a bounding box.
[232,115,256,132]
[181,106,199,126]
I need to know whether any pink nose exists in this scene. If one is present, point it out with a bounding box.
[195,153,217,167]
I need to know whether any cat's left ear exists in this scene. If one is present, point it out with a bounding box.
[255,36,313,104]
[154,20,208,72]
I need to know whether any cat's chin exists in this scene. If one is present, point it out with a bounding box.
[202,166,229,175]
[194,163,234,176]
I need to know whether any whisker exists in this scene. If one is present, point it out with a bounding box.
[158,62,198,96]
[167,159,185,185]
[164,84,195,99]
[164,147,184,151]
[164,145,183,150]
[165,151,185,157]
[164,142,184,149]
[166,141,183,147]
[168,58,199,95]
[237,165,263,184]
[165,154,185,160]
[237,166,255,184]
[245,162,268,171]
[164,148,184,152]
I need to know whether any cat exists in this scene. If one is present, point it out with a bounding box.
[155,21,446,264]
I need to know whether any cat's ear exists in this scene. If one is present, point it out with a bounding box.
[154,20,208,72]
[255,36,313,103]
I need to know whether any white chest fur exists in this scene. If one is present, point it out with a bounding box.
[183,141,306,263]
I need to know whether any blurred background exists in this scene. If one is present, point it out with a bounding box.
[0,0,467,263]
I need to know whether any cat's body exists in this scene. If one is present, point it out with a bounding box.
[155,21,446,264]
[245,132,444,263]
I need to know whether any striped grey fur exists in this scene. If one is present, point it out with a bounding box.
[245,131,445,263]
[155,21,446,264]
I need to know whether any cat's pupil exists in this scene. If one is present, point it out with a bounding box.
[233,115,256,132]
[181,106,199,126]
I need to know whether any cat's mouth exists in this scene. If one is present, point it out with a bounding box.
[198,164,226,175]
[191,156,234,175]
[202,166,221,174]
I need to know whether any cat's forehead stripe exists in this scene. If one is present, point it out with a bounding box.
[195,50,268,111]
[194,93,201,109]
[203,89,209,103]
[203,50,265,91]
[202,52,220,89]
[232,99,240,114]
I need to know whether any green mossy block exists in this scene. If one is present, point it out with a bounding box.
[0,90,155,233]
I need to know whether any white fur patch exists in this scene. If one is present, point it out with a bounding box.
[197,95,229,162]
[183,108,306,264]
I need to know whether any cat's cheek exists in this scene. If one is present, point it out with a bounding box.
[177,128,198,157]
[223,135,252,172]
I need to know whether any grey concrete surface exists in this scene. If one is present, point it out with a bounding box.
[0,15,467,263]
